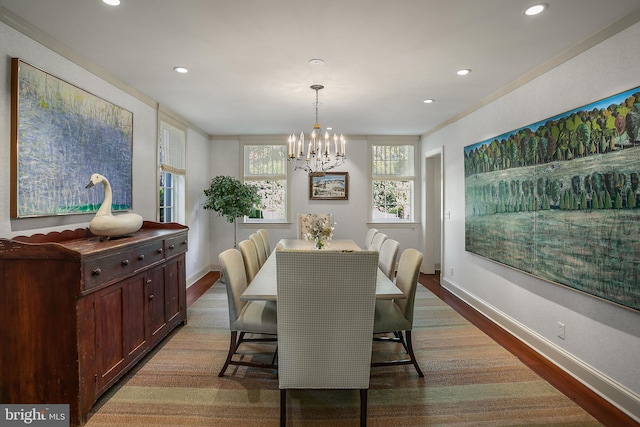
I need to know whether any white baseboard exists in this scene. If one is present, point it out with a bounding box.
[441,277,640,423]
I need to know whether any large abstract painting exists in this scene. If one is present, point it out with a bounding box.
[10,59,133,218]
[464,86,640,311]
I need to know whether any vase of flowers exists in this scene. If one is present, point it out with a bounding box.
[306,217,334,249]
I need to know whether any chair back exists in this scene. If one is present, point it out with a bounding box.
[249,233,267,267]
[368,232,387,252]
[238,239,260,283]
[276,249,378,390]
[257,229,271,255]
[218,248,249,329]
[364,228,378,249]
[297,213,333,240]
[378,238,400,280]
[394,248,423,325]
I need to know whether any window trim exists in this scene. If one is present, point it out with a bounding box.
[158,109,187,225]
[368,136,420,224]
[240,137,290,224]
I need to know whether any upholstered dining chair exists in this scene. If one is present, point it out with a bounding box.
[378,238,400,280]
[249,232,268,267]
[296,213,333,240]
[276,249,378,427]
[218,248,277,377]
[368,232,387,252]
[372,248,424,377]
[257,229,271,255]
[238,239,260,283]
[364,228,378,250]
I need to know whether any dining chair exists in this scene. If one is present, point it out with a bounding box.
[276,249,378,427]
[218,248,277,377]
[249,232,268,267]
[372,248,424,377]
[257,228,271,255]
[378,238,400,280]
[297,213,333,240]
[238,239,260,283]
[368,232,387,252]
[364,228,378,250]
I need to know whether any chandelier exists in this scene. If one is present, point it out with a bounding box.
[287,84,346,173]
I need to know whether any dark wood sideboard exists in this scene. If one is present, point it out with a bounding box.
[0,221,188,426]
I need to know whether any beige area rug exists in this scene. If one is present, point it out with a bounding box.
[85,282,601,426]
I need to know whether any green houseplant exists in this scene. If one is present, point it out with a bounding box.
[203,175,260,247]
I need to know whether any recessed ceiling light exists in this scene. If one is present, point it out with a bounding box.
[102,0,120,6]
[423,99,434,104]
[309,59,325,66]
[173,67,188,74]
[524,4,547,16]
[456,69,471,76]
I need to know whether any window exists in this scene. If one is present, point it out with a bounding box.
[159,171,186,223]
[371,143,415,221]
[158,114,186,224]
[243,142,288,222]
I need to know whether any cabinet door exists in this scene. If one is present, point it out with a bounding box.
[164,255,186,327]
[147,264,167,344]
[95,272,147,392]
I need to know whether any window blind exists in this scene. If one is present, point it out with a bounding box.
[159,119,186,175]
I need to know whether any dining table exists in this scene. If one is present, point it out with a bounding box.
[240,238,405,301]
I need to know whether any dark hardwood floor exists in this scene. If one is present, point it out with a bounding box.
[186,270,638,427]
[186,271,220,307]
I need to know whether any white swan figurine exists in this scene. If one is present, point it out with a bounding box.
[86,173,143,237]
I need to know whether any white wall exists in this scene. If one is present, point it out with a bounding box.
[207,136,423,269]
[185,128,211,284]
[422,21,640,420]
[0,20,210,286]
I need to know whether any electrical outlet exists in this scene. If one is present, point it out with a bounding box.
[557,322,565,340]
[449,266,453,276]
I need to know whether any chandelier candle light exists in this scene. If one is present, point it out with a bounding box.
[287,85,346,173]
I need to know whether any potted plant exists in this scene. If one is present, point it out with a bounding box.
[203,175,261,247]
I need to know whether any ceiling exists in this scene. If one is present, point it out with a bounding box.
[2,0,640,137]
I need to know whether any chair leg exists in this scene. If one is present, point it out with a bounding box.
[237,331,246,345]
[218,331,238,377]
[360,389,367,427]
[280,389,286,427]
[405,330,424,377]
[395,331,409,353]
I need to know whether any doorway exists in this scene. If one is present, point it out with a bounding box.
[423,147,443,277]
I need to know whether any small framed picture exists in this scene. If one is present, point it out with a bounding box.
[309,172,349,200]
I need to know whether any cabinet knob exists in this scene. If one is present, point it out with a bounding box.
[148,294,154,300]
[92,268,101,276]
[169,244,175,250]
[138,254,145,261]
[157,248,163,254]
[146,279,152,284]
[122,259,129,266]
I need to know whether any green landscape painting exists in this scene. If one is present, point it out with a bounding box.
[464,86,640,311]
[12,59,133,218]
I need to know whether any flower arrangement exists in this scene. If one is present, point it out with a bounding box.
[305,217,335,249]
